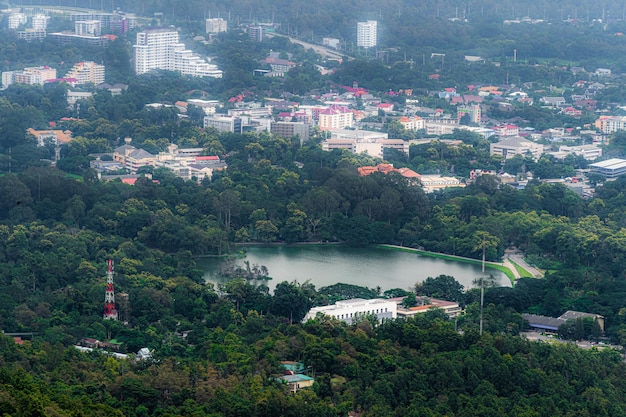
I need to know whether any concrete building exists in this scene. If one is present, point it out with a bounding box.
[396,297,463,318]
[547,144,602,161]
[75,20,101,36]
[134,28,222,78]
[303,298,397,324]
[70,11,137,33]
[248,26,263,42]
[589,158,626,178]
[206,18,227,33]
[357,20,377,48]
[2,66,57,89]
[419,175,465,193]
[398,116,425,131]
[595,115,626,134]
[322,37,340,49]
[31,14,49,31]
[26,128,73,147]
[318,104,354,130]
[490,136,543,160]
[64,61,105,85]
[457,104,481,124]
[204,115,243,133]
[8,13,27,30]
[271,121,310,143]
[17,29,46,42]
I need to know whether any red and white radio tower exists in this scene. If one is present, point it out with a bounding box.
[103,259,118,320]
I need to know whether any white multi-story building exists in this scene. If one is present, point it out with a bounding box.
[357,20,377,48]
[75,20,102,36]
[8,13,27,29]
[303,298,397,324]
[318,104,354,130]
[65,61,105,85]
[206,18,227,33]
[2,66,57,89]
[31,14,50,31]
[595,116,626,134]
[134,28,222,78]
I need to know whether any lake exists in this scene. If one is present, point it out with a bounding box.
[198,245,511,293]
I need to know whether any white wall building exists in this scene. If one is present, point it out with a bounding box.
[134,28,222,78]
[490,136,544,160]
[319,104,354,130]
[75,20,102,36]
[31,14,50,31]
[357,20,377,48]
[303,298,397,324]
[206,18,227,33]
[2,66,57,89]
[65,61,105,85]
[8,13,27,30]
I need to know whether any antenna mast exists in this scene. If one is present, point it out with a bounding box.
[103,259,118,320]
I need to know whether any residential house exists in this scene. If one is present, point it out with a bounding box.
[594,68,611,77]
[539,97,566,108]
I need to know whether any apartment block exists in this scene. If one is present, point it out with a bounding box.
[65,61,105,85]
[206,18,227,33]
[357,20,377,48]
[2,66,56,89]
[134,28,222,78]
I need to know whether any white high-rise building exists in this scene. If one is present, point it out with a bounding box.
[65,61,105,85]
[134,28,222,78]
[8,13,27,30]
[206,18,227,33]
[31,15,50,31]
[357,20,377,48]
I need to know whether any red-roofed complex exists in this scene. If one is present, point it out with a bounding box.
[358,163,420,184]
[319,104,354,130]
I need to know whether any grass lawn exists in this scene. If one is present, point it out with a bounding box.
[509,259,534,278]
[376,244,516,283]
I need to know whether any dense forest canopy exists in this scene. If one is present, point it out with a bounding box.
[1,0,626,415]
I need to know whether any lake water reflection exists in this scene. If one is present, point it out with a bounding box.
[198,245,511,292]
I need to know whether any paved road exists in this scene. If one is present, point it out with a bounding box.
[265,33,350,61]
[505,249,544,278]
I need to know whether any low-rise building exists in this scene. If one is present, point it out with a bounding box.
[589,158,626,178]
[204,115,243,133]
[303,298,397,324]
[26,128,73,146]
[271,121,310,143]
[419,175,465,193]
[2,66,57,89]
[396,297,463,318]
[490,136,543,160]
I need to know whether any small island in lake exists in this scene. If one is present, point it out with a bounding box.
[218,258,271,280]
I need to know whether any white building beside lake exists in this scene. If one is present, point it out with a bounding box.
[303,298,396,324]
